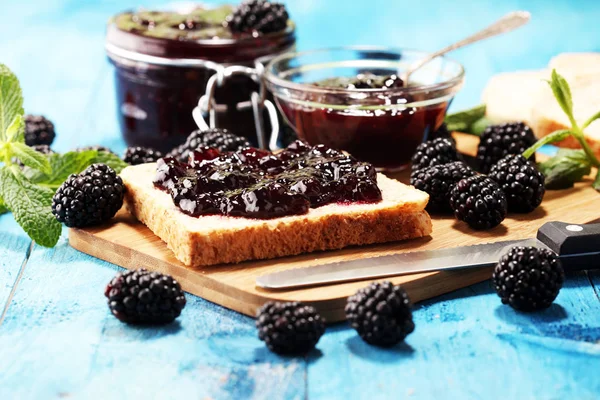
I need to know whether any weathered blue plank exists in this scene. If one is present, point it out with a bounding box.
[0,234,305,399]
[587,270,600,302]
[308,273,600,399]
[0,215,32,323]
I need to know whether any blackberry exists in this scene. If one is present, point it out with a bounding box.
[168,129,251,162]
[345,281,414,347]
[123,146,163,165]
[476,122,537,173]
[201,129,252,151]
[427,123,456,146]
[24,115,55,146]
[228,0,289,35]
[52,164,125,228]
[410,161,476,212]
[449,175,507,230]
[256,301,325,354]
[411,138,460,172]
[105,268,186,324]
[493,246,564,311]
[13,144,55,168]
[489,154,545,213]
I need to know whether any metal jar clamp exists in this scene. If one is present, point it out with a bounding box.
[192,64,280,151]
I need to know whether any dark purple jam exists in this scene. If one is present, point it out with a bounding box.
[277,74,447,170]
[106,6,296,153]
[153,140,382,219]
[313,74,405,90]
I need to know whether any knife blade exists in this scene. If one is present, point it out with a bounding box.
[256,221,600,290]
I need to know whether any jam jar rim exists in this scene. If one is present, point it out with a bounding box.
[105,12,296,67]
[263,46,465,101]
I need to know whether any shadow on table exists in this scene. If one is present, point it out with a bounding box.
[413,268,598,311]
[250,346,324,363]
[494,303,568,325]
[345,336,414,363]
[104,320,183,339]
[495,303,600,343]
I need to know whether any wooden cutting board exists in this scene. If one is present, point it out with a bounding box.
[69,134,600,322]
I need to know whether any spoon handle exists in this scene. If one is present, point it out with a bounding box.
[405,11,531,82]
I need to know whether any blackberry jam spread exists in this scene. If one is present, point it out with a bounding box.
[106,3,295,152]
[153,140,382,219]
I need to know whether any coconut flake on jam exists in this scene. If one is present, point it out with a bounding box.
[153,140,382,219]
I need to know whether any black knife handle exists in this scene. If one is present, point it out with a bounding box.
[537,221,600,271]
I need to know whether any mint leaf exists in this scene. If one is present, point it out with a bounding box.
[92,151,129,173]
[538,149,592,190]
[10,142,52,174]
[469,117,493,136]
[445,104,486,133]
[522,129,572,159]
[0,167,61,247]
[24,150,128,191]
[5,114,24,142]
[25,150,98,189]
[581,109,600,131]
[0,196,7,215]
[549,69,577,128]
[594,172,600,192]
[0,64,24,142]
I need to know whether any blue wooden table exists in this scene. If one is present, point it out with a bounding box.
[1,1,600,398]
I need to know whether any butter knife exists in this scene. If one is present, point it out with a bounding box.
[256,221,600,290]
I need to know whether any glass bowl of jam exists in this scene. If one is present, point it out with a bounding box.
[105,4,296,153]
[264,47,465,170]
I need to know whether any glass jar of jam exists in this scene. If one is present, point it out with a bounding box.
[264,47,464,171]
[105,5,296,153]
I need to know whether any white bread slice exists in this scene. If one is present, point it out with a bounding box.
[481,70,548,126]
[120,164,432,267]
[549,53,600,75]
[481,53,600,157]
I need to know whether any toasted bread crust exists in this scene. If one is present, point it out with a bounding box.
[121,164,432,266]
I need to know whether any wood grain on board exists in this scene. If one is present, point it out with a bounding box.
[69,133,600,322]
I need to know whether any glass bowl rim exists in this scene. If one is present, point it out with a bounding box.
[263,45,465,96]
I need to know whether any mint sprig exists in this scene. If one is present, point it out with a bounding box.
[0,167,61,247]
[593,172,600,191]
[10,142,52,173]
[523,69,600,191]
[92,150,129,174]
[0,64,61,246]
[24,150,127,190]
[538,149,592,190]
[445,104,487,134]
[0,64,24,143]
[0,196,7,215]
[0,64,130,246]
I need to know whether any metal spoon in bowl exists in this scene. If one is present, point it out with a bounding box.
[403,11,531,84]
